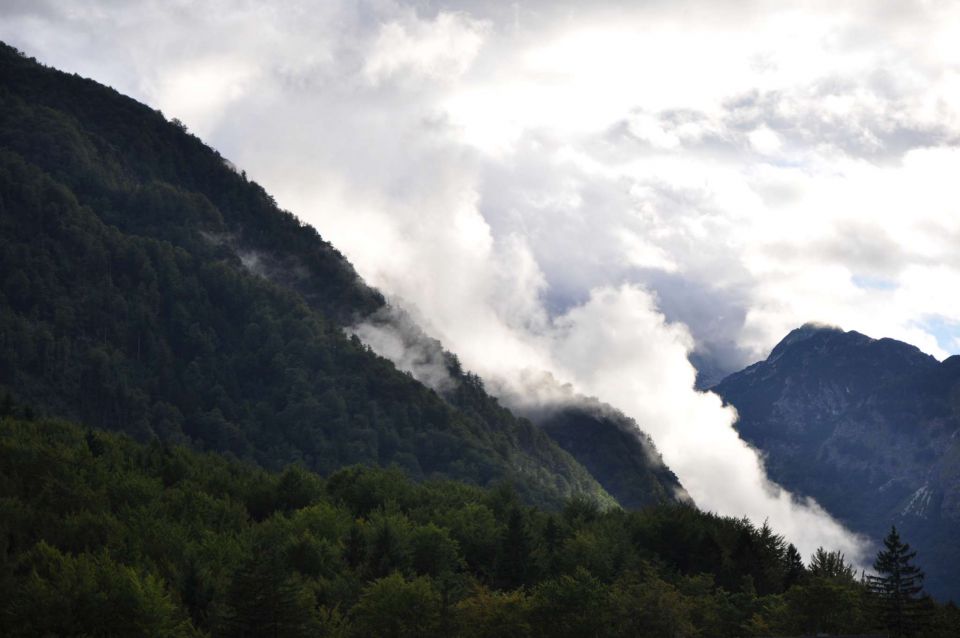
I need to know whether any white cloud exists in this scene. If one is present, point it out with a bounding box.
[6,0,960,560]
[153,56,259,135]
[748,125,782,154]
[617,229,680,272]
[545,285,866,560]
[363,11,488,86]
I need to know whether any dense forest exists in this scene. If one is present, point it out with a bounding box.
[0,41,627,508]
[2,413,957,637]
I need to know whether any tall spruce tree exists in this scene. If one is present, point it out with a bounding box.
[868,526,930,637]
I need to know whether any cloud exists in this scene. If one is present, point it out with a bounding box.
[363,11,488,86]
[348,307,456,394]
[154,56,259,133]
[543,286,866,560]
[7,0,960,561]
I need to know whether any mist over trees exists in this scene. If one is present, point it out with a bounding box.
[0,41,618,509]
[1,40,959,637]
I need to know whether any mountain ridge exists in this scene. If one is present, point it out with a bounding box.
[0,41,684,511]
[0,41,609,508]
[713,323,960,600]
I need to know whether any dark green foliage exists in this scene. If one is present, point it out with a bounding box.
[809,546,855,581]
[219,547,318,638]
[0,40,613,509]
[349,573,443,638]
[783,543,805,588]
[868,526,933,637]
[535,401,689,508]
[6,541,195,637]
[495,506,532,589]
[778,574,870,636]
[764,548,869,636]
[1,416,952,637]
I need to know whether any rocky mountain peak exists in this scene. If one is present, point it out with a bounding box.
[759,324,937,384]
[713,324,960,601]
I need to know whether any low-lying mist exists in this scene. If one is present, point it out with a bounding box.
[351,283,868,565]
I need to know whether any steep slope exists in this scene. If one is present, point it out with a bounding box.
[0,42,618,508]
[713,324,960,600]
[532,400,691,509]
[352,307,690,509]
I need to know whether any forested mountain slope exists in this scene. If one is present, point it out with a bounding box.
[714,324,960,601]
[2,41,959,636]
[525,399,691,510]
[352,308,691,509]
[0,40,692,510]
[0,42,618,508]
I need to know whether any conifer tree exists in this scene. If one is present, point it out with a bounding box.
[867,526,930,637]
[809,547,855,581]
[496,507,532,589]
[784,543,806,587]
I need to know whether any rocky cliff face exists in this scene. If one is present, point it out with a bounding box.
[714,324,960,601]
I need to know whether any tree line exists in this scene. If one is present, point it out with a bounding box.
[1,412,956,637]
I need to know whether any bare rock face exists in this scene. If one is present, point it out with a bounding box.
[714,325,960,601]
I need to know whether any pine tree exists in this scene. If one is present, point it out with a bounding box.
[867,526,930,637]
[784,543,806,588]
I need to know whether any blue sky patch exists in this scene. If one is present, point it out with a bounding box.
[851,274,898,291]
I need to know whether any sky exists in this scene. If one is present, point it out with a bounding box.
[5,0,960,561]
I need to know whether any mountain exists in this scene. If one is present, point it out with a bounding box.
[713,324,960,601]
[6,41,960,637]
[535,403,690,509]
[0,41,622,508]
[479,371,691,511]
[348,307,690,510]
[0,41,690,511]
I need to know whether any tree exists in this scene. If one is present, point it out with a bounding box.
[6,542,193,637]
[784,572,866,635]
[220,548,318,638]
[495,507,532,589]
[791,547,863,634]
[349,573,442,638]
[867,526,930,637]
[455,585,531,638]
[809,547,855,581]
[529,567,609,638]
[783,543,805,588]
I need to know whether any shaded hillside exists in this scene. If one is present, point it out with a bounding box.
[714,324,960,601]
[529,401,690,510]
[7,415,958,637]
[0,42,615,508]
[352,308,691,510]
